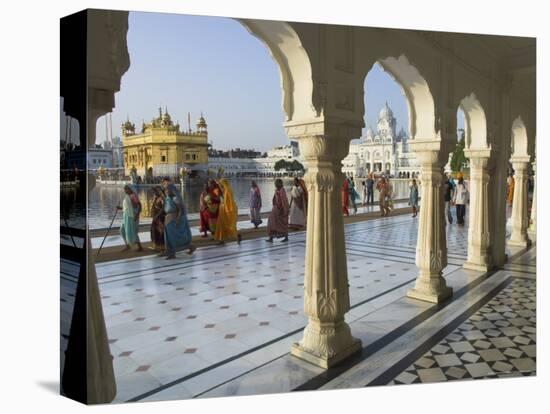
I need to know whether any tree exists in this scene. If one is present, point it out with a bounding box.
[274,159,287,171]
[290,160,304,172]
[274,159,305,172]
[450,139,467,173]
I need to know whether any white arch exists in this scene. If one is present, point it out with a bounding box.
[376,55,437,141]
[237,19,315,122]
[459,93,488,150]
[511,116,529,158]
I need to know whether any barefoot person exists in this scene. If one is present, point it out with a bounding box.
[118,184,143,252]
[409,179,419,218]
[163,183,195,259]
[376,176,390,217]
[150,186,166,252]
[205,178,221,236]
[199,183,211,237]
[214,179,242,245]
[341,178,350,216]
[348,176,360,214]
[249,180,263,228]
[289,177,306,230]
[267,178,290,242]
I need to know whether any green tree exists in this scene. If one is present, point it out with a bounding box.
[290,160,304,172]
[450,139,467,173]
[274,159,288,171]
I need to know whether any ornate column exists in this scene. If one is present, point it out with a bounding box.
[289,131,361,368]
[463,148,493,271]
[407,142,452,303]
[528,161,536,236]
[508,157,531,247]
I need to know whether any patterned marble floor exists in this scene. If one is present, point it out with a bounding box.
[60,206,535,403]
[388,276,536,385]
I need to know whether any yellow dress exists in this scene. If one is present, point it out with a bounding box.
[214,179,239,241]
[507,176,515,205]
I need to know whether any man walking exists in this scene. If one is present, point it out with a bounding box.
[366,173,375,205]
[443,173,455,224]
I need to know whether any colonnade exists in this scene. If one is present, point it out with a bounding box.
[61,10,535,402]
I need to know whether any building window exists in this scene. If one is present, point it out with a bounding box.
[192,154,196,160]
[161,155,166,162]
[186,154,190,160]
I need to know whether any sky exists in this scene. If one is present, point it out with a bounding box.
[62,11,464,150]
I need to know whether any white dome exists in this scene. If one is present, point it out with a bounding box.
[379,102,393,120]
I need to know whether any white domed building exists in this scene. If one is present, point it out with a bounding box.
[342,102,420,178]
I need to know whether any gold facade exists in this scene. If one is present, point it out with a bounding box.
[122,108,209,178]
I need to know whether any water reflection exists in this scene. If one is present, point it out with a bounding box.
[75,177,415,229]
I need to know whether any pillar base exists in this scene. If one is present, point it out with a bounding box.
[407,285,453,304]
[290,320,362,369]
[508,237,531,248]
[463,261,492,273]
[291,338,361,369]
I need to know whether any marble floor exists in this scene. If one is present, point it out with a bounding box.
[88,201,411,249]
[387,276,536,385]
[63,207,535,403]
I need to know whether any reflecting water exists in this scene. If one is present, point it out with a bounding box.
[64,177,415,229]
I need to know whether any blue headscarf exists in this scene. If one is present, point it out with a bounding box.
[164,183,186,215]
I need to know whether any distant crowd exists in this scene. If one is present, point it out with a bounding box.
[115,176,309,259]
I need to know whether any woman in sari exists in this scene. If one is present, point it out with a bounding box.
[289,177,306,230]
[298,177,308,216]
[214,179,242,244]
[205,179,221,234]
[377,177,390,217]
[347,177,360,214]
[150,186,165,252]
[409,179,419,218]
[249,181,263,228]
[163,183,195,259]
[267,178,290,242]
[342,178,350,216]
[118,184,143,252]
[507,174,515,205]
[199,183,211,237]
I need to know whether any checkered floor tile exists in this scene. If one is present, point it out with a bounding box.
[388,277,536,385]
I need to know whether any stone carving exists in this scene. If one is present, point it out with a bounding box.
[312,81,328,117]
[290,132,361,368]
[335,87,355,111]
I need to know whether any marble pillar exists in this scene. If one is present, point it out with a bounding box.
[86,98,117,404]
[488,145,509,268]
[463,149,493,271]
[290,135,361,368]
[528,162,536,236]
[407,147,452,303]
[509,158,531,247]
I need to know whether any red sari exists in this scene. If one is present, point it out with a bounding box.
[205,181,221,233]
[267,187,290,238]
[342,179,350,216]
[199,190,210,234]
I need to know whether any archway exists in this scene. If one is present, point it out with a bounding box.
[508,116,532,247]
[359,51,452,304]
[455,93,494,271]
